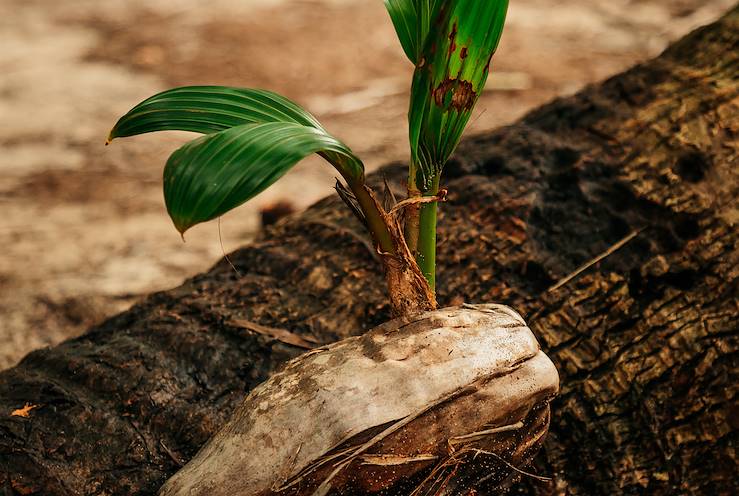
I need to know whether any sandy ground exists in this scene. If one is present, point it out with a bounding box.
[0,0,734,369]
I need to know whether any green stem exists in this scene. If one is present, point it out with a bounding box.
[417,175,440,292]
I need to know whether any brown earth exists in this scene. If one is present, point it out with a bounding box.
[0,0,734,369]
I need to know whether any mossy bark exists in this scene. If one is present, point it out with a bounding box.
[1,7,737,495]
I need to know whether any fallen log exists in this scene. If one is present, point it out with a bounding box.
[1,5,737,495]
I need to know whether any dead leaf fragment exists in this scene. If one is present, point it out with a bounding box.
[11,403,40,418]
[230,319,319,350]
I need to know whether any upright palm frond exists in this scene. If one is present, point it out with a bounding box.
[384,0,443,64]
[408,0,509,190]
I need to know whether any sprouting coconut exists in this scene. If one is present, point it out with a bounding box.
[108,1,559,493]
[158,305,558,495]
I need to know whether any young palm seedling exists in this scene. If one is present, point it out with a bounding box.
[109,0,508,318]
[110,1,559,494]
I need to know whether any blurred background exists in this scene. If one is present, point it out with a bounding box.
[0,0,733,369]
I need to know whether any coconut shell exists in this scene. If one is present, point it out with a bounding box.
[159,304,559,495]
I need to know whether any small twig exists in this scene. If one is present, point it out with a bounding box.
[547,228,644,293]
[468,107,488,127]
[159,440,184,467]
[359,453,438,466]
[472,448,552,483]
[388,189,448,217]
[433,463,459,495]
[218,217,243,278]
[410,459,451,496]
[448,421,524,448]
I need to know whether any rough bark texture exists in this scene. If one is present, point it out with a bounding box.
[2,7,737,496]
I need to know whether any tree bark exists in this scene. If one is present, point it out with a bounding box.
[2,6,737,496]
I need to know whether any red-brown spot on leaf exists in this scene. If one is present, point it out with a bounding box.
[449,23,457,42]
[460,47,468,59]
[432,79,453,107]
[448,23,458,55]
[431,79,476,112]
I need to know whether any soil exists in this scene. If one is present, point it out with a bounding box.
[0,0,734,369]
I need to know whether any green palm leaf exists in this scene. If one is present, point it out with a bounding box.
[108,86,325,139]
[384,0,443,64]
[108,86,366,233]
[408,0,509,190]
[164,122,364,234]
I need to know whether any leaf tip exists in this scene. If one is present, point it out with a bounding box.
[173,219,191,242]
[175,225,188,242]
